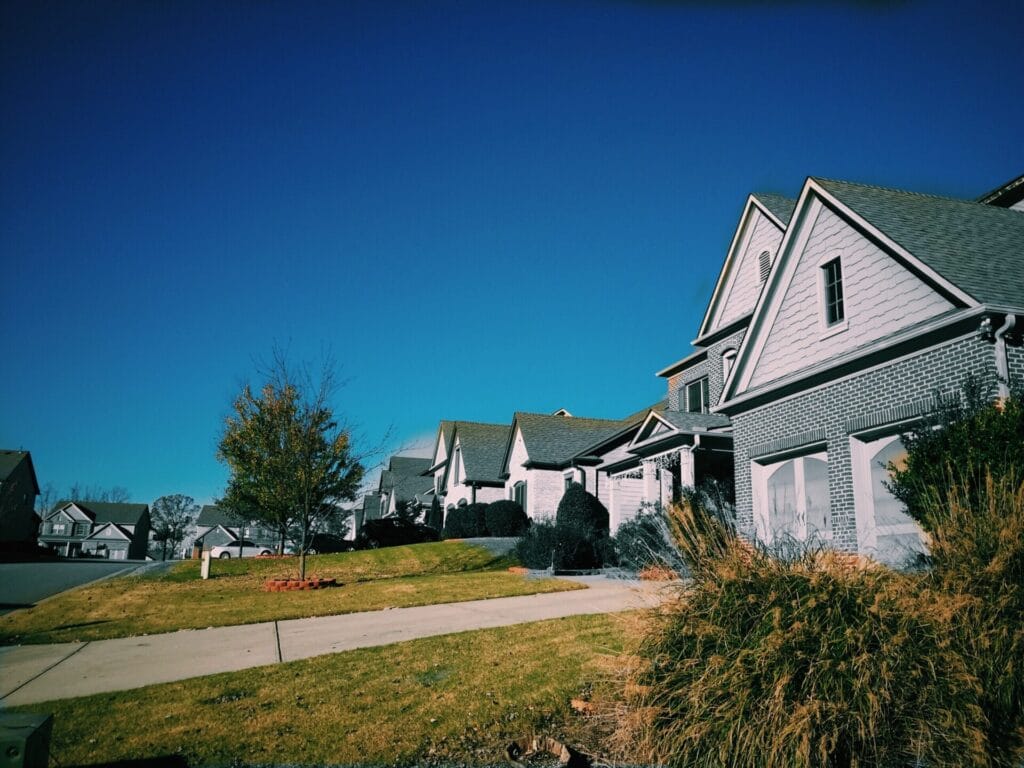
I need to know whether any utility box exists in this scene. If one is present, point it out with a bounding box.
[0,712,52,768]
[201,549,211,579]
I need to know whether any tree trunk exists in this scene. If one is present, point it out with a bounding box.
[161,541,167,561]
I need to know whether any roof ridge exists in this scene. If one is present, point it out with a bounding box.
[514,411,622,423]
[451,419,508,428]
[812,176,981,206]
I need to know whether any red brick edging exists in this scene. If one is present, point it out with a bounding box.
[263,577,339,592]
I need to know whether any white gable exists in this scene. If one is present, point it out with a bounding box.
[630,412,675,447]
[700,200,786,338]
[509,427,529,470]
[54,503,92,523]
[432,425,450,468]
[742,201,956,392]
[87,523,131,541]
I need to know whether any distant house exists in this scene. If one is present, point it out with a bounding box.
[192,505,279,555]
[377,456,434,517]
[717,176,1024,565]
[38,501,151,559]
[436,421,510,511]
[0,450,40,545]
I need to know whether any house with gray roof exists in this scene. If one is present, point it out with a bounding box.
[377,456,434,518]
[39,501,150,559]
[192,504,279,555]
[716,174,1024,566]
[435,421,510,510]
[0,450,40,545]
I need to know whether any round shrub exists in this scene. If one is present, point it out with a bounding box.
[484,500,529,536]
[513,519,557,569]
[443,502,488,538]
[556,482,609,537]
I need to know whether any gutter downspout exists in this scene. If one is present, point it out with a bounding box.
[994,314,1017,401]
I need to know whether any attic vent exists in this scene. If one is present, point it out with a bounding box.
[758,250,772,283]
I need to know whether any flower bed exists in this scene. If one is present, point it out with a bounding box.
[263,577,339,592]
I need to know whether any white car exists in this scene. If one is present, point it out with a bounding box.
[209,539,272,558]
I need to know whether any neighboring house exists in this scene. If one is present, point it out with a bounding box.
[38,501,151,559]
[361,493,383,524]
[192,505,279,555]
[499,411,630,521]
[438,422,510,510]
[715,176,1024,566]
[0,450,40,544]
[377,456,434,517]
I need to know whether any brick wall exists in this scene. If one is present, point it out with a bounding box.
[731,333,1003,552]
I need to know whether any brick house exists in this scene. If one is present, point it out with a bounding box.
[39,501,151,559]
[0,450,40,545]
[431,421,510,511]
[716,177,1024,566]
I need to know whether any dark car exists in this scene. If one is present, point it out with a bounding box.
[299,533,355,555]
[356,518,441,549]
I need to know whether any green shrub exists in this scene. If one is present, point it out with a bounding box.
[615,502,682,573]
[484,500,529,536]
[425,495,443,531]
[888,379,1023,526]
[442,503,488,538]
[513,519,557,569]
[556,482,609,537]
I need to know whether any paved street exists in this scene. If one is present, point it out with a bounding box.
[0,560,142,613]
[0,576,673,706]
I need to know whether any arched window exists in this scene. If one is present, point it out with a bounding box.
[513,481,527,512]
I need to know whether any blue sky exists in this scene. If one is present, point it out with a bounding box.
[2,0,1022,505]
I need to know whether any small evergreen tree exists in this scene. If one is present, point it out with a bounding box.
[426,495,443,531]
[552,482,611,571]
[484,499,529,536]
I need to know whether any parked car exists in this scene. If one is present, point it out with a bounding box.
[356,518,441,550]
[209,539,273,558]
[290,533,354,555]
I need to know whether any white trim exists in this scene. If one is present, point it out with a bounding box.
[628,411,677,449]
[716,312,979,414]
[752,449,831,548]
[85,522,131,541]
[697,195,788,340]
[850,433,926,560]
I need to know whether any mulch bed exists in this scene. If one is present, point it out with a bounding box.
[263,577,340,591]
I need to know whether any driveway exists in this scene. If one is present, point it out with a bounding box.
[0,560,141,613]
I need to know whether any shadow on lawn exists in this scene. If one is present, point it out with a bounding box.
[69,758,189,768]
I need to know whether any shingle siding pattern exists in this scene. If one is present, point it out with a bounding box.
[732,334,1002,552]
[718,211,784,328]
[749,206,956,390]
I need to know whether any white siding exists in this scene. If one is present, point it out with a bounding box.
[748,206,955,389]
[715,210,785,329]
[504,428,567,520]
[610,473,644,531]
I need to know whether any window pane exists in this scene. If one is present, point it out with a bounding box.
[803,457,831,537]
[871,439,913,528]
[766,460,797,541]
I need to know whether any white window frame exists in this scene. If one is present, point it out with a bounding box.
[817,251,848,338]
[721,348,737,385]
[850,433,924,554]
[751,449,831,547]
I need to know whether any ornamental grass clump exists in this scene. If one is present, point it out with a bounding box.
[620,495,990,768]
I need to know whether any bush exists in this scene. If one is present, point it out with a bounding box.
[624,539,988,768]
[888,379,1024,526]
[442,502,488,538]
[484,500,529,536]
[514,519,557,569]
[615,502,683,573]
[556,482,609,537]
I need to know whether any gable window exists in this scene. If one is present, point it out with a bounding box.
[51,522,67,534]
[822,258,845,325]
[758,250,772,283]
[685,377,709,414]
[513,481,527,511]
[721,349,737,383]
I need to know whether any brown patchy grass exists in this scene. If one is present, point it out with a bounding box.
[20,614,628,767]
[0,542,583,644]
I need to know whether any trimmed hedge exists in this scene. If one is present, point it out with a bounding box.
[553,483,612,571]
[556,482,609,536]
[484,500,529,536]
[442,502,488,538]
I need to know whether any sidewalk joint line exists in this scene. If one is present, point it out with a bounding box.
[274,621,282,663]
[0,641,90,702]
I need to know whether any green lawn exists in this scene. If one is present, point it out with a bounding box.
[0,542,583,644]
[18,614,626,767]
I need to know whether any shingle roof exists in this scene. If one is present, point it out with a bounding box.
[753,192,797,225]
[815,178,1024,309]
[455,422,511,483]
[195,505,246,527]
[380,457,433,501]
[0,450,27,481]
[514,413,627,466]
[54,501,149,525]
[659,410,732,432]
[621,399,668,425]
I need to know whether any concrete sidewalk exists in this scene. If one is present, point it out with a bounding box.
[0,576,670,707]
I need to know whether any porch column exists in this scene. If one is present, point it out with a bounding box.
[642,459,658,505]
[678,447,695,489]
